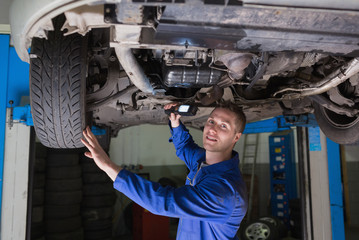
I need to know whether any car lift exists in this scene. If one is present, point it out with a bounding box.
[0,34,345,240]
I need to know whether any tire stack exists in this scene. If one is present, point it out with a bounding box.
[44,150,84,240]
[80,154,115,240]
[31,143,47,240]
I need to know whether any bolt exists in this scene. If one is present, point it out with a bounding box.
[104,17,111,23]
[185,40,189,49]
[147,19,155,27]
[109,55,116,62]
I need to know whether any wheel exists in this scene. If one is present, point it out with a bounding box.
[313,98,359,145]
[240,219,279,240]
[30,14,88,148]
[46,228,83,240]
[81,207,113,221]
[45,204,81,219]
[45,216,82,233]
[259,216,288,238]
[82,194,116,208]
[45,191,83,205]
[83,183,114,196]
[83,172,110,184]
[46,166,82,179]
[45,178,82,192]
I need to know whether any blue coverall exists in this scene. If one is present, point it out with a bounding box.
[114,122,248,239]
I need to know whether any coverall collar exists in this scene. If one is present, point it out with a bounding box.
[198,151,239,174]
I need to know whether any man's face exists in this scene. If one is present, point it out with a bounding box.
[202,108,242,154]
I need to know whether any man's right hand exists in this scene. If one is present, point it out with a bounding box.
[81,126,122,181]
[164,103,181,128]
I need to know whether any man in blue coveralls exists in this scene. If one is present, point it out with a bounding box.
[81,101,248,240]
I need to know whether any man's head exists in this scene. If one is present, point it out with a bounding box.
[215,101,246,133]
[202,101,246,157]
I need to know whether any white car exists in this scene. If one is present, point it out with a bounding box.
[10,0,359,148]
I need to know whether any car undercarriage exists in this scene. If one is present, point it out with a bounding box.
[10,0,359,147]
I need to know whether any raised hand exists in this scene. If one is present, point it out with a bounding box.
[81,126,122,181]
[164,103,181,128]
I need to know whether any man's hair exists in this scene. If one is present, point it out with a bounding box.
[215,101,246,133]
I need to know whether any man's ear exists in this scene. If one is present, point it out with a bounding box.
[234,132,242,143]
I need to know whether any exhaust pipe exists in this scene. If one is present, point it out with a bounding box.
[115,47,155,94]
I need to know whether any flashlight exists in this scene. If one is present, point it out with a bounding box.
[164,104,198,116]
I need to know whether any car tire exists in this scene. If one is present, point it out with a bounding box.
[240,219,279,240]
[45,216,82,233]
[82,194,116,208]
[46,166,82,179]
[45,178,82,192]
[45,204,81,219]
[45,191,82,205]
[259,216,288,238]
[33,189,45,206]
[46,228,84,240]
[82,207,113,221]
[29,14,88,149]
[313,101,359,144]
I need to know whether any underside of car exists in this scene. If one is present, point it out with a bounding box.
[11,0,359,148]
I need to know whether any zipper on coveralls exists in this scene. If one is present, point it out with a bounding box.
[179,167,200,237]
[190,168,200,186]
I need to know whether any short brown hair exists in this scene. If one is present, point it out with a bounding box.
[215,101,246,133]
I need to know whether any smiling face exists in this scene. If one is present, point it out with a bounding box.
[202,108,242,156]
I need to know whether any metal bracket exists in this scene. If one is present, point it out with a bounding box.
[243,114,318,134]
[10,105,34,127]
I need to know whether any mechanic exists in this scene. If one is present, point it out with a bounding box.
[81,101,248,240]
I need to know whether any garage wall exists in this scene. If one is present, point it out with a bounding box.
[109,124,272,166]
[0,0,11,33]
[109,124,202,167]
[343,145,359,226]
[109,124,273,217]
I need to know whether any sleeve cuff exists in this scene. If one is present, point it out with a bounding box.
[113,168,130,191]
[168,120,186,142]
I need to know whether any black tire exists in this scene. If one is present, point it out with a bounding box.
[30,14,88,149]
[46,152,80,167]
[34,173,46,188]
[313,101,359,144]
[46,165,82,179]
[35,158,46,172]
[83,218,112,231]
[82,194,116,208]
[83,172,110,184]
[45,216,82,233]
[46,228,84,240]
[45,191,82,205]
[83,184,114,196]
[33,189,45,206]
[35,142,48,158]
[240,219,279,240]
[84,227,112,240]
[259,216,288,238]
[46,178,82,192]
[82,207,113,221]
[32,206,44,223]
[31,222,45,239]
[45,204,81,219]
[81,162,102,173]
